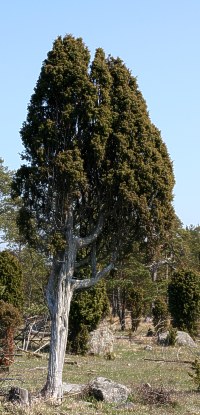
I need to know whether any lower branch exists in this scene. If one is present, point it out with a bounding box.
[73,262,114,290]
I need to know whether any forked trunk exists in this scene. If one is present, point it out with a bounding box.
[42,281,73,402]
[41,209,113,402]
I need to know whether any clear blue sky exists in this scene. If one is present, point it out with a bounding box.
[1,0,199,227]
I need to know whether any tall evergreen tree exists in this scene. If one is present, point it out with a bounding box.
[12,35,175,400]
[168,269,200,337]
[0,250,23,310]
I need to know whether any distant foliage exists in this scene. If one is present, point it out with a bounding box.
[67,280,109,354]
[0,250,23,309]
[152,297,169,333]
[166,326,177,346]
[168,269,200,337]
[18,247,49,316]
[127,287,143,331]
[107,253,155,331]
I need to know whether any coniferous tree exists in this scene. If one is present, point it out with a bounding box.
[0,250,23,369]
[12,35,175,400]
[0,250,23,310]
[168,270,200,337]
[67,280,109,354]
[0,300,21,368]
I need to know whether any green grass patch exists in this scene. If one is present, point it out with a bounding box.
[0,325,200,414]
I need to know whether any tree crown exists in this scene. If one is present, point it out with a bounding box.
[12,35,175,264]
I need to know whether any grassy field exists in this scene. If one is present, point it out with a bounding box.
[0,323,200,415]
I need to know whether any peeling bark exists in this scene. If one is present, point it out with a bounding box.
[42,208,114,401]
[42,281,73,401]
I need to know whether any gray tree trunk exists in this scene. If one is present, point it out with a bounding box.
[41,207,114,401]
[43,281,73,401]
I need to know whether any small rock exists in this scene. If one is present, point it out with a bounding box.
[62,383,86,396]
[144,345,153,351]
[157,331,169,345]
[89,376,131,403]
[88,324,114,356]
[8,387,30,405]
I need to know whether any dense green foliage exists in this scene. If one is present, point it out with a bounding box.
[166,326,177,346]
[168,269,200,337]
[0,251,23,309]
[127,287,144,331]
[12,34,175,265]
[67,280,109,354]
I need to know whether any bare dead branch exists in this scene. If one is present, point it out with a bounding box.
[73,262,114,290]
[75,215,103,249]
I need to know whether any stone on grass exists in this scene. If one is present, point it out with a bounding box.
[176,331,197,348]
[144,345,153,351]
[89,376,131,403]
[88,324,114,356]
[8,387,30,405]
[157,331,169,345]
[62,383,87,397]
[158,330,197,347]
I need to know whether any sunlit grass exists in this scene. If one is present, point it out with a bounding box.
[0,323,200,414]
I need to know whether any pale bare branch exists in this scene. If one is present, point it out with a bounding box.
[75,215,103,249]
[72,262,114,291]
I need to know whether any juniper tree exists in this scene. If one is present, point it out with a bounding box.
[168,269,200,337]
[0,250,23,310]
[0,251,23,369]
[67,280,109,355]
[12,35,175,400]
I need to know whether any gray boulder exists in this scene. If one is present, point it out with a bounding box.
[88,324,114,356]
[89,376,131,403]
[8,387,30,405]
[157,331,169,345]
[176,331,197,347]
[158,330,197,347]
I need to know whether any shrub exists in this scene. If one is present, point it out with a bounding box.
[166,326,177,346]
[127,288,143,331]
[0,251,23,309]
[67,280,109,354]
[188,359,200,391]
[168,269,200,337]
[0,300,21,368]
[152,297,169,333]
